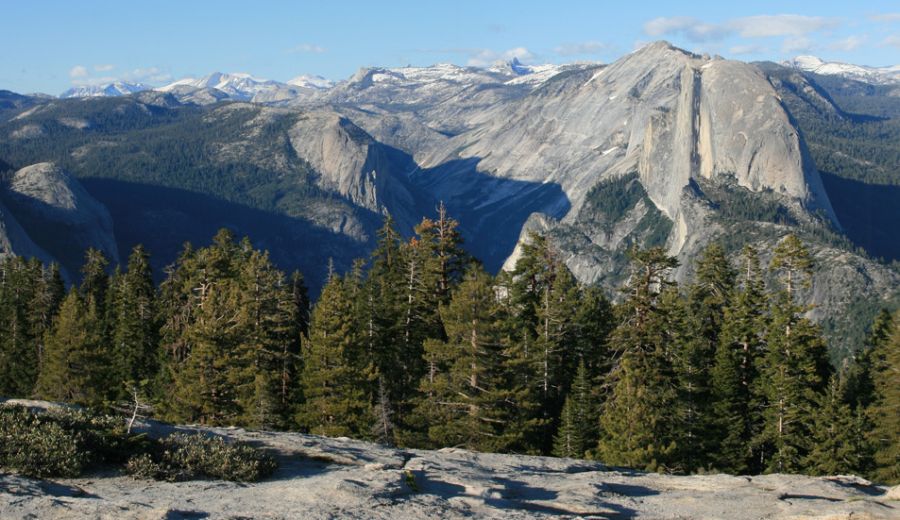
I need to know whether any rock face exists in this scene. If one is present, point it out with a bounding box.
[0,413,896,519]
[413,43,836,246]
[288,111,428,232]
[0,199,53,264]
[1,162,118,276]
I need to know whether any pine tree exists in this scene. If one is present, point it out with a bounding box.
[415,201,468,303]
[844,309,893,410]
[671,243,735,472]
[0,257,37,396]
[711,246,767,473]
[805,375,873,476]
[755,234,830,474]
[170,278,244,424]
[34,289,104,405]
[553,360,593,458]
[596,247,679,471]
[164,231,247,424]
[572,285,614,381]
[668,288,715,472]
[298,272,371,437]
[507,233,580,452]
[109,245,159,397]
[80,248,110,313]
[29,261,65,378]
[868,309,900,484]
[414,266,515,452]
[233,249,297,429]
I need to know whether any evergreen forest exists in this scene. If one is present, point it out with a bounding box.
[1,206,898,484]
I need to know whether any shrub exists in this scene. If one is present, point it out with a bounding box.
[0,406,86,477]
[127,433,277,482]
[0,406,277,482]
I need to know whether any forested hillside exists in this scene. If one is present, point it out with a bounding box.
[0,97,386,289]
[2,209,898,482]
[761,63,900,263]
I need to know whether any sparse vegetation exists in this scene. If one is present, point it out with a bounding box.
[0,405,276,482]
[126,433,277,482]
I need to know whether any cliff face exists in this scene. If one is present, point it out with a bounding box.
[288,111,428,232]
[0,199,52,264]
[0,163,118,277]
[416,43,836,249]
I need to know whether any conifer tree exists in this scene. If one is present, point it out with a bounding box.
[161,230,242,424]
[844,309,893,410]
[170,278,243,424]
[711,246,767,473]
[553,360,594,458]
[34,289,105,405]
[109,245,159,397]
[0,257,36,396]
[667,287,715,472]
[868,309,900,484]
[415,201,468,302]
[755,234,830,474]
[596,247,679,471]
[414,266,515,452]
[30,261,65,375]
[80,248,110,313]
[508,233,580,451]
[672,243,735,472]
[805,375,873,476]
[363,216,408,431]
[234,249,297,428]
[572,285,615,381]
[299,272,372,437]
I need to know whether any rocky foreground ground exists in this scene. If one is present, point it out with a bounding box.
[1,403,898,519]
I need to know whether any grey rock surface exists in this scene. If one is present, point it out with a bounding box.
[4,162,119,269]
[0,414,896,519]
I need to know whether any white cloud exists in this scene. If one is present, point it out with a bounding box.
[869,13,900,23]
[728,44,769,55]
[125,66,172,83]
[781,36,815,54]
[288,43,326,54]
[69,65,89,79]
[643,14,838,46]
[554,41,610,56]
[731,15,836,38]
[882,35,900,48]
[68,65,172,86]
[829,35,866,52]
[466,47,534,67]
[644,16,729,42]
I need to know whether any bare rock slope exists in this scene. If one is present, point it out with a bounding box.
[1,415,897,519]
[0,162,118,276]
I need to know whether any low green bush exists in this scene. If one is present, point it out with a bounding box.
[0,405,276,482]
[0,407,85,477]
[127,433,277,482]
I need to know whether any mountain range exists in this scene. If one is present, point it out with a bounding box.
[1,41,898,358]
[783,55,900,85]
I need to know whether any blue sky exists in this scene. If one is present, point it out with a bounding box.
[2,0,899,95]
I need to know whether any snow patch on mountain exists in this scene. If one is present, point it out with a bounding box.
[784,55,900,85]
[287,75,334,90]
[60,82,150,98]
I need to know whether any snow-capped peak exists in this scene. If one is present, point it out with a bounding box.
[787,55,825,69]
[287,75,335,90]
[60,81,150,99]
[156,72,293,101]
[783,55,900,85]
